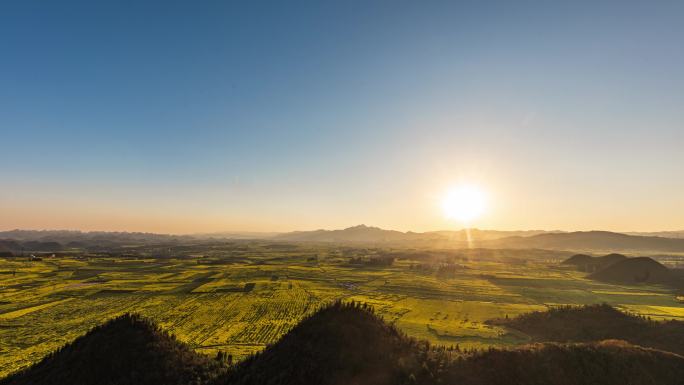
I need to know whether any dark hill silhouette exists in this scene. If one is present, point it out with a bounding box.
[0,230,191,251]
[601,253,630,264]
[0,239,21,253]
[6,228,684,252]
[5,304,684,385]
[219,301,422,385]
[562,253,593,265]
[273,225,554,244]
[589,257,673,285]
[0,314,224,385]
[276,227,684,252]
[562,253,627,272]
[66,240,87,248]
[442,340,684,385]
[20,240,63,252]
[275,224,415,243]
[496,304,684,356]
[219,302,684,385]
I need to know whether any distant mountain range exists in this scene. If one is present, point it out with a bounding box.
[3,226,684,253]
[0,229,187,243]
[626,231,684,239]
[273,225,557,243]
[482,231,684,253]
[272,225,684,252]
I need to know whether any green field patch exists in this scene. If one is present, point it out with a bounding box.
[93,289,138,295]
[0,298,75,320]
[2,248,684,378]
[385,298,544,349]
[591,289,670,296]
[620,304,684,320]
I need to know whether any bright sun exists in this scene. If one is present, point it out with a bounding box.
[442,184,487,224]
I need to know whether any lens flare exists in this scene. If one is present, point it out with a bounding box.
[442,184,487,223]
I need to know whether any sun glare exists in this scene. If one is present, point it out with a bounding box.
[442,184,487,224]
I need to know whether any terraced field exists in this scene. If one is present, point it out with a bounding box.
[1,243,683,377]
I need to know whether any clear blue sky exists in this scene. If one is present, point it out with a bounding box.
[2,0,683,233]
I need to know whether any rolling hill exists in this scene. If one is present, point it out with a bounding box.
[221,301,684,385]
[270,227,684,253]
[486,231,684,253]
[562,253,594,265]
[273,224,420,243]
[588,257,674,285]
[4,228,684,253]
[0,240,20,256]
[562,253,628,272]
[274,225,556,244]
[273,227,684,253]
[219,301,420,385]
[496,303,684,356]
[442,340,684,385]
[0,314,225,385]
[6,303,684,385]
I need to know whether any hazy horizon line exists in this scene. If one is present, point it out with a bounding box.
[1,225,683,237]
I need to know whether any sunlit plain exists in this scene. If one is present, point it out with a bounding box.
[2,243,683,377]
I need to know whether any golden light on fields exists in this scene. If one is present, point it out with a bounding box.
[442,184,487,224]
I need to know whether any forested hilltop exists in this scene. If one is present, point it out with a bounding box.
[4,302,684,385]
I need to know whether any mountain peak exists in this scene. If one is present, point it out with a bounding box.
[345,224,371,230]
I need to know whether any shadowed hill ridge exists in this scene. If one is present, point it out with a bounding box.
[219,301,423,385]
[4,304,684,385]
[442,340,684,385]
[600,253,630,265]
[0,314,224,385]
[219,302,684,385]
[562,253,628,272]
[589,257,672,284]
[562,253,593,265]
[486,231,684,252]
[602,253,629,261]
[496,304,684,356]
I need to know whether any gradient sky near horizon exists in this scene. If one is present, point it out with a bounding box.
[2,0,683,234]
